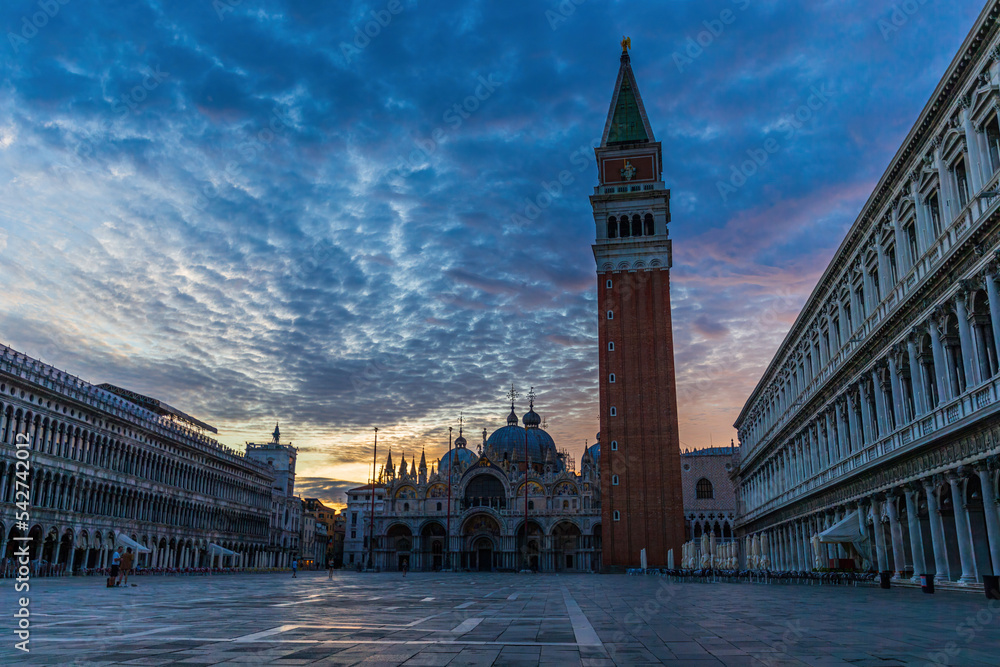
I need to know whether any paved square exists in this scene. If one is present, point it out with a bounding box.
[4,572,999,665]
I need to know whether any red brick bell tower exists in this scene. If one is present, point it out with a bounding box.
[593,39,685,571]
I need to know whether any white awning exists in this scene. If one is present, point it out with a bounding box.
[115,533,151,554]
[208,543,236,557]
[818,511,865,544]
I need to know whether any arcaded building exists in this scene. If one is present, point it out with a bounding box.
[733,3,1000,586]
[0,344,299,571]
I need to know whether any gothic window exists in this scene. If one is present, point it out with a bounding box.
[607,216,617,239]
[631,214,642,236]
[606,278,613,288]
[610,407,617,417]
[613,510,620,521]
[696,478,714,499]
[619,215,630,237]
[644,213,654,235]
[607,310,613,320]
[612,475,619,485]
[611,440,618,451]
[609,373,615,383]
[608,342,615,351]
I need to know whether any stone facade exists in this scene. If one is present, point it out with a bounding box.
[246,433,302,567]
[733,3,1000,585]
[0,345,286,571]
[344,402,602,572]
[592,42,685,570]
[681,446,738,542]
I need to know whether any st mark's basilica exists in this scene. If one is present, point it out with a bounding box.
[343,390,604,572]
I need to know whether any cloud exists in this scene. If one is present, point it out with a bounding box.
[0,0,983,486]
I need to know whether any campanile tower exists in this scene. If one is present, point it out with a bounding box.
[592,39,685,570]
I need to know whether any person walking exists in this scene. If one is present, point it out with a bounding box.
[402,558,408,577]
[327,559,334,581]
[291,558,298,578]
[118,548,134,587]
[109,548,121,588]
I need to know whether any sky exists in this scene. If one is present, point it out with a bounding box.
[0,0,987,508]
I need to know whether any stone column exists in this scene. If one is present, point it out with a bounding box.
[961,102,984,193]
[955,290,979,387]
[835,401,848,461]
[947,470,978,584]
[975,463,1000,577]
[907,336,928,415]
[871,497,889,573]
[846,389,860,454]
[856,499,872,569]
[858,380,874,445]
[930,316,950,402]
[885,493,907,578]
[923,477,950,579]
[985,268,1000,364]
[822,413,834,466]
[871,369,889,438]
[904,484,927,583]
[888,352,906,425]
[799,522,809,571]
[810,425,821,473]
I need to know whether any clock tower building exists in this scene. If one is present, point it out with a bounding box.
[592,41,685,570]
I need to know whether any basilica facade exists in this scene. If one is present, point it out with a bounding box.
[733,3,1000,588]
[344,396,602,572]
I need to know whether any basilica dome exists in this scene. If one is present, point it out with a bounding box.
[485,422,559,466]
[438,445,478,477]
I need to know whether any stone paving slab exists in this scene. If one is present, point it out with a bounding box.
[2,572,999,665]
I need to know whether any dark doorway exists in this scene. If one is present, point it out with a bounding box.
[477,548,492,572]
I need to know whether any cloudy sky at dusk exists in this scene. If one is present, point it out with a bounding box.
[0,0,986,506]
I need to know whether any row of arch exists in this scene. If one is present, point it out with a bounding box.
[745,287,1000,514]
[744,467,999,585]
[365,514,601,572]
[1,522,280,570]
[0,461,268,538]
[0,401,270,509]
[606,213,654,239]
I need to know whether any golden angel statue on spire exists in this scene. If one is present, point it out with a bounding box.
[621,36,631,52]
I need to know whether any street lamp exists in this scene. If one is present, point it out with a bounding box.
[444,425,453,571]
[367,427,378,571]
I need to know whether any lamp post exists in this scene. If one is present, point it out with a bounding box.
[368,427,377,571]
[444,425,453,571]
